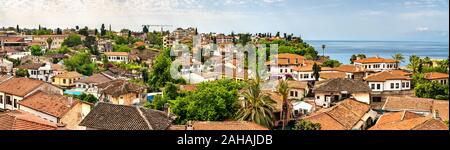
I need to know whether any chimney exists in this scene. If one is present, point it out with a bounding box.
[433,110,441,120]
[67,96,73,107]
[185,121,194,130]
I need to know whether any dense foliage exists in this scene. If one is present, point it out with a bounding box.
[62,34,83,47]
[63,52,98,76]
[322,59,342,68]
[170,79,246,125]
[293,120,321,130]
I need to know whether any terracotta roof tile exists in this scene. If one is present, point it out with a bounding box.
[354,57,397,64]
[432,100,449,121]
[97,80,147,97]
[16,63,45,70]
[104,52,129,56]
[319,72,347,79]
[313,78,371,93]
[304,99,370,130]
[54,71,83,78]
[286,81,309,89]
[382,96,434,112]
[424,72,449,80]
[0,78,45,97]
[77,73,112,84]
[364,71,411,82]
[190,121,269,130]
[370,111,448,130]
[18,91,80,118]
[79,103,174,130]
[0,110,57,130]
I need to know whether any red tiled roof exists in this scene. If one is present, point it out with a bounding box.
[0,110,57,130]
[18,91,80,118]
[364,71,411,82]
[370,111,448,130]
[190,121,269,130]
[354,57,397,64]
[0,78,45,97]
[424,72,449,80]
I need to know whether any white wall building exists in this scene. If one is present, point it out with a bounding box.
[364,71,412,92]
[354,57,398,72]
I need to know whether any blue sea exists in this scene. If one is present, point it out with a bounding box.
[306,40,449,66]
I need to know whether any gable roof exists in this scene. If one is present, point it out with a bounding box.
[334,65,365,73]
[313,78,371,93]
[79,103,174,130]
[190,121,269,130]
[364,71,411,82]
[304,99,371,130]
[424,72,449,80]
[16,63,45,70]
[77,73,113,84]
[18,91,80,118]
[54,71,83,78]
[369,111,448,130]
[354,57,397,64]
[0,78,45,97]
[0,110,57,130]
[104,52,129,56]
[319,72,347,80]
[382,96,434,112]
[97,80,147,97]
[286,80,309,89]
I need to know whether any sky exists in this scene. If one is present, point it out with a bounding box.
[0,0,449,41]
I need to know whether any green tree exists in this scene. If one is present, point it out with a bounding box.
[293,120,321,130]
[392,53,405,69]
[62,34,82,47]
[350,54,367,64]
[322,59,342,68]
[115,36,129,45]
[147,48,185,91]
[422,57,433,67]
[408,55,421,74]
[46,37,53,50]
[63,52,97,76]
[15,68,29,77]
[100,24,106,36]
[30,45,43,56]
[278,80,291,130]
[312,63,321,81]
[170,79,246,124]
[415,81,449,100]
[321,44,326,57]
[143,26,149,33]
[235,78,276,128]
[113,44,131,52]
[16,25,20,33]
[75,93,99,104]
[78,27,89,36]
[84,36,96,50]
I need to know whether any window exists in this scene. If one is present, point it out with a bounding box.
[300,74,303,79]
[63,79,66,84]
[402,83,405,88]
[13,99,17,108]
[304,74,309,79]
[391,83,394,89]
[295,92,298,97]
[406,82,410,88]
[372,97,382,103]
[396,83,400,89]
[0,95,3,104]
[316,96,320,99]
[371,84,375,89]
[280,69,283,73]
[377,84,381,90]
[6,96,11,105]
[290,91,294,97]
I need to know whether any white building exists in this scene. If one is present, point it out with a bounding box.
[313,78,372,108]
[0,77,63,110]
[104,52,129,63]
[0,58,13,75]
[354,56,398,72]
[15,62,56,82]
[364,70,411,92]
[266,53,318,80]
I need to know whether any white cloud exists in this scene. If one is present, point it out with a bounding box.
[403,0,449,8]
[416,27,430,31]
[358,10,385,16]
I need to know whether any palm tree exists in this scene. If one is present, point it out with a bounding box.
[236,77,276,128]
[46,37,53,50]
[408,55,421,73]
[321,44,326,57]
[392,53,405,69]
[422,57,433,67]
[277,80,291,130]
